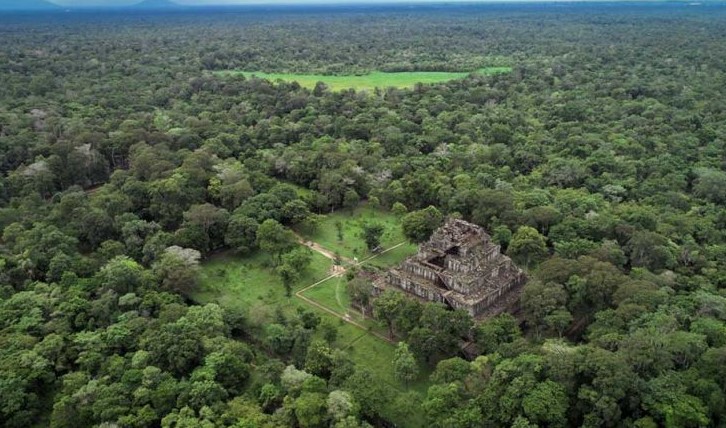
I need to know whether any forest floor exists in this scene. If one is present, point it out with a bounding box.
[214,67,512,91]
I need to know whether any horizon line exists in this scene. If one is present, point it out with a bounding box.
[6,0,724,11]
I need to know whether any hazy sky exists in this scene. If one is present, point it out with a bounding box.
[49,0,485,6]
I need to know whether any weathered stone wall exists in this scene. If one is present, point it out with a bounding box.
[388,271,446,304]
[400,261,440,284]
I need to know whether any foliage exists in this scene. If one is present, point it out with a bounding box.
[401,206,444,243]
[361,223,385,252]
[392,342,419,386]
[2,4,726,427]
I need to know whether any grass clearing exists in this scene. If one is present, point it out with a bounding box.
[297,205,417,263]
[302,275,350,313]
[215,67,512,91]
[191,246,332,316]
[367,241,419,268]
[192,208,429,428]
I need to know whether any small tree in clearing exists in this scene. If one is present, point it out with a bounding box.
[362,223,385,252]
[393,342,418,386]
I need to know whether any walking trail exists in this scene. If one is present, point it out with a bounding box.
[294,237,408,345]
[294,232,355,265]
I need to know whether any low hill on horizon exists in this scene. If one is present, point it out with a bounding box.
[131,0,185,9]
[0,0,59,10]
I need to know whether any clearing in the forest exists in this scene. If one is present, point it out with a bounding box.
[190,206,425,426]
[215,67,512,91]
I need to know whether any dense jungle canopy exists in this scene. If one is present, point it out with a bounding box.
[1,3,726,427]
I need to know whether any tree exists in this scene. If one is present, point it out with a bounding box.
[256,219,297,264]
[361,223,384,252]
[402,206,443,243]
[143,321,203,376]
[180,203,230,252]
[347,277,373,316]
[422,382,466,427]
[319,319,338,344]
[327,390,359,422]
[373,291,406,338]
[9,222,78,279]
[281,365,313,395]
[391,202,408,217]
[277,264,299,297]
[471,189,515,229]
[393,342,419,386]
[335,221,344,242]
[522,380,569,427]
[344,369,392,420]
[224,214,259,254]
[508,226,548,268]
[305,340,334,379]
[408,327,438,364]
[545,309,573,338]
[627,231,676,272]
[97,256,147,294]
[418,303,473,359]
[474,313,521,354]
[343,189,360,210]
[521,281,568,339]
[430,357,472,384]
[147,173,204,228]
[203,349,250,396]
[693,168,726,204]
[492,225,513,250]
[152,246,201,296]
[277,248,312,297]
[281,199,311,225]
[642,372,710,428]
[282,247,313,272]
[294,392,327,428]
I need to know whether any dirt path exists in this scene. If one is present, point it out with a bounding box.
[296,290,395,344]
[294,233,354,264]
[294,241,408,345]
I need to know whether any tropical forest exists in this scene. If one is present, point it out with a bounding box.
[1,2,726,427]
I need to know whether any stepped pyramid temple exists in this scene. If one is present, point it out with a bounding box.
[373,219,526,318]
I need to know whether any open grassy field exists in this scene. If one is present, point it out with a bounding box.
[191,208,428,427]
[302,275,350,314]
[191,246,333,316]
[296,205,417,261]
[215,67,512,91]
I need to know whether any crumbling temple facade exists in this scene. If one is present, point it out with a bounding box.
[373,219,526,318]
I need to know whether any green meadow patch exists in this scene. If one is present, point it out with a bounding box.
[297,205,417,262]
[215,67,512,91]
[191,247,333,316]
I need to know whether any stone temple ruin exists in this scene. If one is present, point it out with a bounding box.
[372,218,526,318]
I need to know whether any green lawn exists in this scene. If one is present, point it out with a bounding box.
[191,247,332,317]
[300,275,388,337]
[215,67,512,91]
[297,205,417,262]
[302,275,350,314]
[367,241,419,269]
